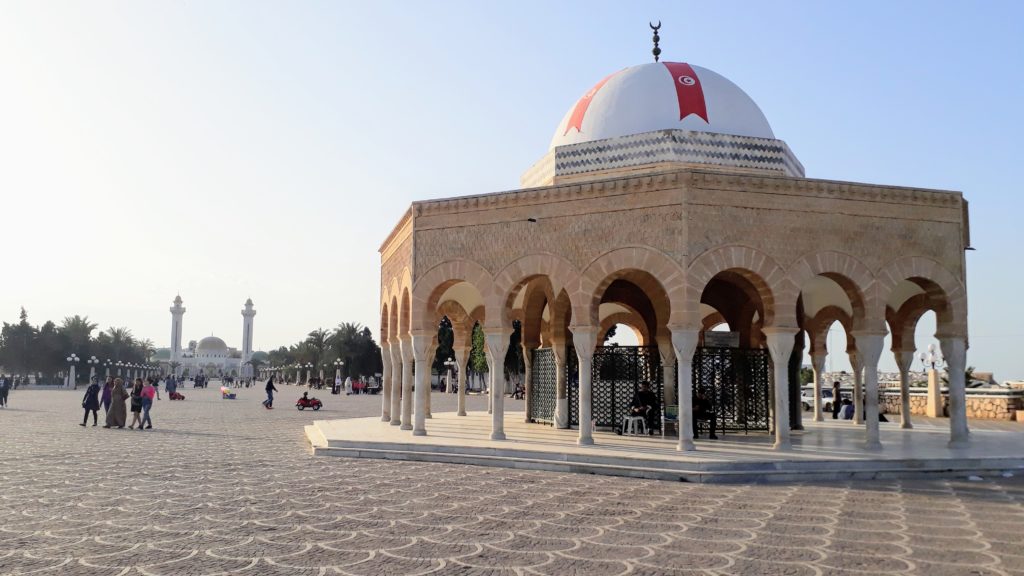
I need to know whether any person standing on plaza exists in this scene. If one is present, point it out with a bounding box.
[344,376,352,395]
[140,377,159,430]
[128,378,144,429]
[263,375,277,409]
[831,381,842,419]
[101,377,114,414]
[80,377,101,426]
[104,378,128,428]
[0,374,10,408]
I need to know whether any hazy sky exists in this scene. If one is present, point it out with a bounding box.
[1,1,1022,378]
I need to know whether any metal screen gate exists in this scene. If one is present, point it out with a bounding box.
[528,348,556,423]
[567,345,663,430]
[692,347,771,433]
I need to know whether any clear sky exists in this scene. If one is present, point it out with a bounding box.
[1,1,1021,378]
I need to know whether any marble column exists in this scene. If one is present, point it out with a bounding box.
[940,336,970,448]
[380,342,392,422]
[410,332,433,436]
[452,343,469,417]
[811,352,826,422]
[522,343,534,422]
[389,343,403,426]
[400,337,413,431]
[425,341,433,419]
[569,326,598,446]
[670,328,699,451]
[893,349,914,429]
[552,342,569,429]
[849,351,864,425]
[854,332,885,450]
[658,338,676,408]
[484,328,512,440]
[765,328,797,451]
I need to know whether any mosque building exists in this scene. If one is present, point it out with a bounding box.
[153,296,258,378]
[376,29,970,452]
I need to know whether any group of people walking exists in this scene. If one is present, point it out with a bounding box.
[81,376,160,429]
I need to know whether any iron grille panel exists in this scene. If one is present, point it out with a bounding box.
[692,347,771,433]
[529,348,556,423]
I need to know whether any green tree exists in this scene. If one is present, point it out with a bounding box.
[0,307,37,376]
[469,323,487,374]
[799,366,814,385]
[432,316,454,374]
[305,328,330,369]
[59,315,97,355]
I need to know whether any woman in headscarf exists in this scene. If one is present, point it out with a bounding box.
[80,377,101,427]
[104,378,128,428]
[101,376,114,414]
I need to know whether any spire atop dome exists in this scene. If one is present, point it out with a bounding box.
[650,21,661,62]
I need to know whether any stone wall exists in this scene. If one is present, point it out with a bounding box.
[881,391,1022,420]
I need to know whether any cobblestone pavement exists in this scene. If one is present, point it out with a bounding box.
[1,386,1022,576]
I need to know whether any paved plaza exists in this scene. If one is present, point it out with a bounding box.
[1,386,1023,576]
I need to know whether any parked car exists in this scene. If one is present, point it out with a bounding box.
[801,388,837,412]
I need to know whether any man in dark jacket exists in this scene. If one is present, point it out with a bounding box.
[627,382,660,435]
[263,376,278,409]
[693,389,718,439]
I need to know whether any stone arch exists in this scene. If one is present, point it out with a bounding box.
[687,244,793,328]
[380,301,390,345]
[388,295,399,343]
[492,253,581,321]
[411,259,493,332]
[875,256,967,335]
[805,304,855,355]
[789,250,874,331]
[578,246,686,328]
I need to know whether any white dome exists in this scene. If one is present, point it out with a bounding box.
[196,336,228,352]
[550,62,774,150]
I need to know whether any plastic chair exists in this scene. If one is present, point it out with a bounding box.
[621,415,647,436]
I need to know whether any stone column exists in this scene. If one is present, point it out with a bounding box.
[854,332,885,450]
[926,369,943,417]
[893,349,914,429]
[400,337,413,431]
[658,338,676,407]
[848,351,864,425]
[484,328,511,440]
[670,328,699,451]
[811,352,826,422]
[552,341,569,429]
[410,331,433,436]
[569,326,598,446]
[522,343,534,422]
[940,336,970,448]
[452,339,469,417]
[425,340,433,419]
[389,343,403,426]
[380,342,392,422]
[764,328,797,451]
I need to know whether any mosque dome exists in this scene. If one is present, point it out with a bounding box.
[550,62,774,150]
[196,336,228,353]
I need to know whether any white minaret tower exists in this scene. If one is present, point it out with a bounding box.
[241,298,256,376]
[170,295,186,372]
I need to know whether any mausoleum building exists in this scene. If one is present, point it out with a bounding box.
[376,52,970,452]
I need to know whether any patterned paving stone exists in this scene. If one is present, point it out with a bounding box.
[0,387,1023,575]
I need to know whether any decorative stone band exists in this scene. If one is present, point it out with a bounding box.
[523,129,804,187]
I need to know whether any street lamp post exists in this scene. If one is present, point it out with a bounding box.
[104,360,111,378]
[919,343,945,418]
[87,356,99,383]
[66,354,80,389]
[444,357,456,394]
[116,361,123,377]
[295,363,303,385]
[333,359,344,394]
[305,362,313,386]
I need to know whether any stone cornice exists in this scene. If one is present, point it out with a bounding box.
[401,166,964,221]
[379,207,413,257]
[689,170,963,208]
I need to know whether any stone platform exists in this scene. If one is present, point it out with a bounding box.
[306,411,1024,483]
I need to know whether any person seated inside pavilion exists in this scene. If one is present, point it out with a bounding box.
[693,389,718,440]
[625,381,659,435]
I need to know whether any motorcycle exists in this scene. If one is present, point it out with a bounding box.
[296,396,323,411]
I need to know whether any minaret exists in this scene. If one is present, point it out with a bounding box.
[241,298,256,370]
[170,295,186,369]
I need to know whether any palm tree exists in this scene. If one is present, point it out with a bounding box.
[59,315,97,353]
[105,327,134,361]
[137,338,156,362]
[330,322,364,377]
[304,328,330,368]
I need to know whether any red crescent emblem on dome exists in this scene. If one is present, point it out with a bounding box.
[662,62,708,123]
[563,71,619,135]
